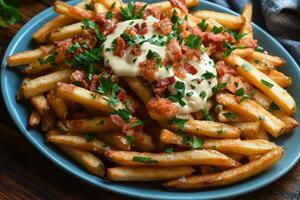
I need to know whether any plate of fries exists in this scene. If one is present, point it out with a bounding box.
[1,0,300,199]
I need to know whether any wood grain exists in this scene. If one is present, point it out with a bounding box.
[0,0,299,199]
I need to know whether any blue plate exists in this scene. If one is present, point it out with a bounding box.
[1,1,300,199]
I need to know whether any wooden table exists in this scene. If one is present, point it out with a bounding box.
[0,1,299,199]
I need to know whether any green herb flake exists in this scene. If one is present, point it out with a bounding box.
[259,115,266,121]
[201,71,216,79]
[165,148,174,154]
[268,102,279,112]
[212,82,227,93]
[200,108,214,121]
[131,120,144,128]
[184,34,203,49]
[261,79,274,88]
[110,108,132,122]
[223,112,236,120]
[82,19,106,43]
[120,1,147,20]
[0,0,22,28]
[198,19,208,31]
[211,26,223,34]
[235,87,245,96]
[38,52,58,65]
[191,136,204,149]
[84,133,95,142]
[168,81,186,107]
[132,156,158,164]
[199,91,206,99]
[171,117,187,131]
[241,63,252,71]
[126,135,135,145]
[234,32,248,41]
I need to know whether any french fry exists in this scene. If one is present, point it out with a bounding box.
[94,0,123,10]
[218,110,247,123]
[49,22,83,42]
[226,55,296,116]
[192,10,243,30]
[199,166,216,174]
[124,77,153,104]
[160,129,276,155]
[55,82,124,113]
[22,69,72,99]
[41,111,57,132]
[216,92,286,137]
[247,51,286,67]
[16,78,30,102]
[239,4,253,39]
[164,147,284,189]
[46,129,64,137]
[30,94,50,116]
[7,45,54,67]
[272,110,298,133]
[171,119,241,139]
[107,166,195,181]
[231,121,260,139]
[97,131,131,151]
[46,92,68,120]
[105,149,240,167]
[252,90,272,109]
[267,70,292,88]
[47,134,113,155]
[54,1,96,20]
[32,0,90,43]
[94,2,108,14]
[57,117,119,133]
[248,127,269,141]
[134,132,156,152]
[59,145,105,177]
[28,110,41,127]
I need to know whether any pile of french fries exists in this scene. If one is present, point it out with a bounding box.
[6,0,297,190]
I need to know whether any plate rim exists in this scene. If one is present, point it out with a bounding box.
[1,1,300,199]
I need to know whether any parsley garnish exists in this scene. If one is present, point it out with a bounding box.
[198,19,208,31]
[184,34,203,49]
[199,91,206,99]
[132,156,158,164]
[165,148,174,154]
[84,133,95,142]
[255,46,264,52]
[234,32,248,41]
[38,52,58,65]
[200,108,214,121]
[191,136,204,149]
[268,102,279,112]
[120,0,147,20]
[235,88,245,96]
[171,117,187,131]
[126,135,135,145]
[106,2,115,19]
[82,19,106,43]
[168,81,186,106]
[110,108,132,122]
[223,112,236,120]
[223,40,246,56]
[212,82,227,93]
[261,79,273,88]
[131,120,144,128]
[0,0,22,28]
[201,71,216,79]
[211,26,223,34]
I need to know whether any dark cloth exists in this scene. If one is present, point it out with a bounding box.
[209,0,300,65]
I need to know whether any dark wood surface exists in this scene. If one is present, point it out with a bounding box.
[0,1,299,199]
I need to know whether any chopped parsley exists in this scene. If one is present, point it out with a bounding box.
[84,133,95,142]
[259,115,266,121]
[110,108,132,122]
[131,120,144,128]
[241,63,252,71]
[186,91,194,97]
[201,71,216,79]
[234,32,248,41]
[191,136,204,149]
[212,82,227,93]
[184,34,203,49]
[268,102,279,112]
[261,79,274,88]
[106,2,115,19]
[38,52,58,65]
[211,26,223,34]
[82,19,106,43]
[199,91,206,99]
[235,88,245,96]
[171,117,187,131]
[255,46,264,52]
[223,112,236,120]
[97,76,120,107]
[168,81,186,106]
[223,40,246,56]
[126,135,135,145]
[120,0,147,20]
[198,19,208,31]
[165,148,174,154]
[132,156,158,164]
[200,108,215,121]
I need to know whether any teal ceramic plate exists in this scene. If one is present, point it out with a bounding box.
[1,1,300,199]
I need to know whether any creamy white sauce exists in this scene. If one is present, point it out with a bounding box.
[103,16,218,114]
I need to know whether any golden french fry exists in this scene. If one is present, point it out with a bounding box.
[170,119,241,139]
[16,78,30,102]
[272,110,298,133]
[216,92,286,137]
[124,77,153,104]
[46,93,68,120]
[46,129,64,137]
[253,127,270,141]
[59,145,105,177]
[267,70,292,88]
[239,4,253,39]
[47,134,113,155]
[22,69,72,99]
[97,131,131,151]
[164,147,284,189]
[30,94,50,116]
[199,166,216,175]
[32,0,89,43]
[54,1,96,20]
[55,82,124,113]
[28,110,41,127]
[57,117,119,133]
[160,129,276,155]
[226,55,296,116]
[7,45,54,67]
[192,10,243,30]
[105,149,240,167]
[49,22,83,42]
[252,90,272,109]
[41,111,57,132]
[218,110,247,123]
[94,2,108,14]
[133,132,156,152]
[108,166,195,181]
[248,51,286,67]
[231,121,260,139]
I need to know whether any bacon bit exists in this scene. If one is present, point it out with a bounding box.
[114,37,126,57]
[95,14,117,35]
[221,74,253,96]
[70,70,89,89]
[122,117,144,137]
[147,96,178,119]
[188,26,203,37]
[134,22,148,35]
[124,27,137,36]
[70,120,84,129]
[181,45,199,60]
[139,59,157,82]
[169,0,188,13]
[184,63,198,75]
[204,32,226,44]
[142,6,161,19]
[111,114,126,127]
[89,75,99,91]
[54,38,73,54]
[180,30,190,39]
[205,43,217,56]
[156,76,176,88]
[224,32,234,43]
[153,18,172,35]
[167,39,184,62]
[216,61,238,77]
[239,38,258,48]
[78,29,98,49]
[130,45,141,57]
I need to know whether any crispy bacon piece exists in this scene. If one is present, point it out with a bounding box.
[147,96,178,119]
[181,45,200,60]
[122,117,144,138]
[156,76,176,88]
[54,38,73,54]
[142,6,161,19]
[204,32,226,44]
[216,61,238,77]
[184,63,198,75]
[167,39,184,62]
[239,38,258,48]
[89,75,99,91]
[80,29,98,48]
[70,70,89,89]
[95,14,117,35]
[169,0,188,13]
[130,45,141,56]
[134,22,148,35]
[139,59,157,82]
[111,114,125,127]
[205,43,217,56]
[153,18,172,35]
[114,37,126,57]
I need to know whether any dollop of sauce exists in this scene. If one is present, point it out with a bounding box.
[103,16,218,114]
